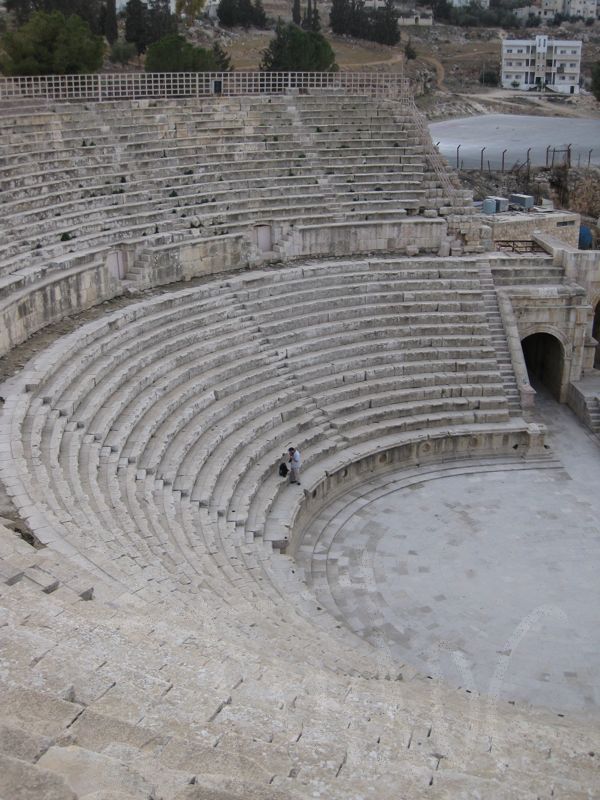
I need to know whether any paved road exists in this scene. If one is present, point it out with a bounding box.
[429,114,600,170]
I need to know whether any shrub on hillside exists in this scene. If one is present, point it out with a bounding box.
[259,21,337,71]
[144,33,218,71]
[109,38,137,66]
[0,10,104,75]
[479,66,499,86]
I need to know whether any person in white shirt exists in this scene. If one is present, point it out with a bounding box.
[287,446,301,484]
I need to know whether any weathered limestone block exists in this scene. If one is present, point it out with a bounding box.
[0,752,77,800]
[173,777,302,800]
[38,745,155,800]
[0,723,52,763]
[0,684,83,738]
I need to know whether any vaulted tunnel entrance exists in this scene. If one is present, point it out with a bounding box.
[522,333,564,400]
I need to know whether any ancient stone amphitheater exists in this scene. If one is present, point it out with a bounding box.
[0,73,598,800]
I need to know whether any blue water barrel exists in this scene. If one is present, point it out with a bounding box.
[579,225,593,250]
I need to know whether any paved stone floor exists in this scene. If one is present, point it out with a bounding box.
[299,390,600,715]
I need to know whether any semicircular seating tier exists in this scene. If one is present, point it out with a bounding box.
[1,256,597,799]
[0,94,483,356]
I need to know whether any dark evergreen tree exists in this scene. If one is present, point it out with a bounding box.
[347,0,367,38]
[292,0,301,24]
[301,0,311,29]
[104,0,118,44]
[252,0,266,27]
[329,0,349,34]
[145,33,217,71]
[370,0,398,44]
[124,0,147,53]
[260,20,336,71]
[1,9,104,73]
[146,0,177,44]
[216,0,237,25]
[211,40,233,70]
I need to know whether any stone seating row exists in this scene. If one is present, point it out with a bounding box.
[0,95,438,261]
[0,93,474,354]
[4,259,515,619]
[1,251,596,796]
[1,552,594,800]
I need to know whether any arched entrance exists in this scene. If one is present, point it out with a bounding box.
[522,332,564,400]
[593,302,600,369]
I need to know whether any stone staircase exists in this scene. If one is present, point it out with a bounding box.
[478,260,521,415]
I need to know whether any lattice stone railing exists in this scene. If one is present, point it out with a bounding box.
[0,71,411,102]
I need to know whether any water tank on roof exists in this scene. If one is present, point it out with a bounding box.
[492,196,509,212]
[509,194,535,210]
[482,198,497,214]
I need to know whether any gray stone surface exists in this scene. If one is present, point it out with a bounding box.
[0,752,77,800]
[0,723,52,763]
[299,390,600,714]
[38,746,154,800]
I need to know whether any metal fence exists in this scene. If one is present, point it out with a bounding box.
[436,142,597,173]
[0,71,411,102]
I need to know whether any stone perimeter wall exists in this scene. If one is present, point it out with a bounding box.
[281,425,546,556]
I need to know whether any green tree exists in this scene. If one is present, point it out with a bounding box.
[217,0,264,26]
[124,0,147,53]
[211,40,233,70]
[217,0,238,25]
[592,62,600,102]
[329,0,349,34]
[104,0,118,43]
[292,0,301,24]
[0,10,104,74]
[252,0,266,27]
[146,0,177,43]
[7,0,104,31]
[370,0,398,44]
[260,20,337,71]
[144,32,217,71]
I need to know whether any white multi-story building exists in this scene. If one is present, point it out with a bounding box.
[540,0,598,17]
[501,35,582,95]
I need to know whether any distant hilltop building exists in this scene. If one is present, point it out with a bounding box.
[501,35,581,95]
[447,0,490,6]
[540,0,598,18]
